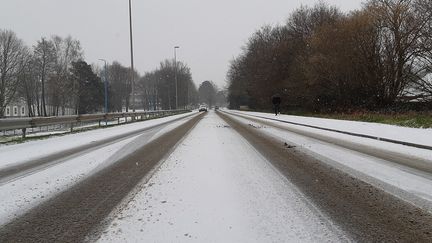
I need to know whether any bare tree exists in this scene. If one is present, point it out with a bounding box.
[137,72,158,111]
[49,35,83,115]
[107,62,130,112]
[18,56,39,117]
[136,59,197,111]
[307,10,386,109]
[367,0,431,104]
[227,1,432,112]
[0,29,29,117]
[411,0,432,100]
[33,37,56,116]
[198,81,217,107]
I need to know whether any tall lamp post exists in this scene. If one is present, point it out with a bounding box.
[174,46,180,110]
[129,0,135,112]
[99,59,108,114]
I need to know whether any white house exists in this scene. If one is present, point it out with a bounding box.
[3,101,27,118]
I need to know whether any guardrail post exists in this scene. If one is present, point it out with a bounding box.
[70,123,74,133]
[22,128,26,139]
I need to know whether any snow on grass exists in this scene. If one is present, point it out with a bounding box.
[97,112,349,242]
[230,110,432,164]
[0,112,193,169]
[235,110,432,147]
[227,112,432,212]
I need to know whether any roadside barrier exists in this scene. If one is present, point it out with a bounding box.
[0,110,189,138]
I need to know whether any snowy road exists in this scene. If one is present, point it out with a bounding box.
[98,111,348,242]
[0,112,202,241]
[0,110,432,242]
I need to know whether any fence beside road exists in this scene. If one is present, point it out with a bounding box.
[0,110,190,139]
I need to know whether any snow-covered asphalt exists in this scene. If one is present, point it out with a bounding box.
[218,111,432,242]
[0,112,202,241]
[0,110,431,242]
[98,111,348,242]
[222,110,432,210]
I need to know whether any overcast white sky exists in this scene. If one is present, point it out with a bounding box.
[1,0,362,88]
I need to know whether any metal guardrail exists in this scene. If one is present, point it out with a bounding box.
[0,110,189,138]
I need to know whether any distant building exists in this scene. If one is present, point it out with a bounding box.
[2,99,28,118]
[2,98,76,118]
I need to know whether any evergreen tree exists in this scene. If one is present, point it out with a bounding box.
[70,61,104,114]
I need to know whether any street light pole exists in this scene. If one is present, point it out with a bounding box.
[187,78,189,110]
[129,0,135,112]
[174,46,180,110]
[99,59,108,114]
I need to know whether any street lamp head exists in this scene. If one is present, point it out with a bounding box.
[174,46,180,49]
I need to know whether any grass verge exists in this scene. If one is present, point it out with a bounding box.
[288,111,432,129]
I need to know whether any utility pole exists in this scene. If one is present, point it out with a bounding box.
[187,80,189,110]
[174,46,180,110]
[129,0,135,112]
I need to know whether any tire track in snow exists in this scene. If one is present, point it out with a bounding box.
[222,110,432,176]
[0,113,204,242]
[0,113,195,185]
[218,111,432,242]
